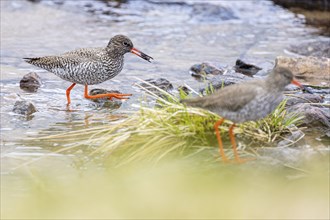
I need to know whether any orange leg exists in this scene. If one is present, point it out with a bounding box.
[228,124,255,163]
[66,83,76,105]
[84,85,132,101]
[228,124,241,162]
[214,118,229,162]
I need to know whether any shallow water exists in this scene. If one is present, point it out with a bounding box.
[1,0,329,189]
[1,1,329,218]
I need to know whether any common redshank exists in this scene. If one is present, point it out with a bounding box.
[24,35,153,104]
[182,67,303,163]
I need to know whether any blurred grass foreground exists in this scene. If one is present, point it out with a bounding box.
[1,84,329,220]
[1,156,329,219]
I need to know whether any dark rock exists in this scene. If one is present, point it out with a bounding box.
[89,89,122,109]
[191,3,237,22]
[300,86,330,95]
[177,85,190,96]
[190,62,225,79]
[20,72,41,92]
[285,93,324,106]
[13,100,37,116]
[234,59,262,77]
[139,78,174,93]
[272,1,330,35]
[287,103,330,131]
[288,41,330,58]
[272,0,330,11]
[145,0,188,6]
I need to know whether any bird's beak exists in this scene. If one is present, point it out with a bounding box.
[291,79,302,88]
[291,79,313,94]
[131,48,153,62]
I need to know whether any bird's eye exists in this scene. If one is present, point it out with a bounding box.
[123,42,129,47]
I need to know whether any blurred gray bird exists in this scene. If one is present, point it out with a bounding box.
[182,67,303,163]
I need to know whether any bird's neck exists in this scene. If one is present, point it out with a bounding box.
[105,45,126,58]
[265,73,287,92]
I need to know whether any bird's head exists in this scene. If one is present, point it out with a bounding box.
[108,35,153,62]
[270,66,302,89]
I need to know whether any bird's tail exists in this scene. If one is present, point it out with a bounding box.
[23,57,43,65]
[23,57,54,70]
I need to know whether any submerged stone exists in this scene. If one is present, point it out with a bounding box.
[139,78,174,93]
[89,89,122,109]
[13,100,37,116]
[19,72,41,92]
[191,3,237,22]
[190,62,225,79]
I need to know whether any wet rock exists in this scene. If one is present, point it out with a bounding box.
[234,59,262,77]
[13,100,37,116]
[190,62,225,79]
[89,89,122,109]
[275,56,330,86]
[285,84,317,94]
[284,84,303,92]
[297,84,330,95]
[285,93,324,106]
[205,72,251,91]
[272,0,330,11]
[192,64,252,94]
[288,41,330,58]
[145,0,188,6]
[287,103,330,131]
[139,78,174,93]
[177,85,190,96]
[20,72,41,92]
[277,130,305,147]
[191,3,237,22]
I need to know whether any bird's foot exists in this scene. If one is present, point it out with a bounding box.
[85,93,132,101]
[221,157,256,164]
[106,93,132,101]
[234,157,256,164]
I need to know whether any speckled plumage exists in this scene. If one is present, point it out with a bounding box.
[24,35,134,85]
[183,67,294,123]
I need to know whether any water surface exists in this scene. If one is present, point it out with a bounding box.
[1,0,329,188]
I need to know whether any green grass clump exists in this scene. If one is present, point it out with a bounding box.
[240,99,305,144]
[32,80,305,166]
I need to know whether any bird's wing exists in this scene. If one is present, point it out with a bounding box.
[183,82,262,112]
[62,47,104,61]
[24,56,80,70]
